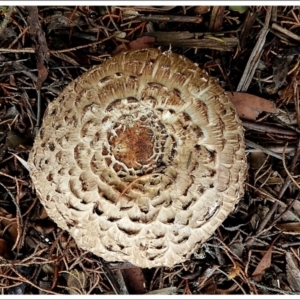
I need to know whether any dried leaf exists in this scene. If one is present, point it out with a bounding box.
[276,222,300,235]
[286,252,300,292]
[251,245,273,281]
[226,91,277,120]
[209,6,225,31]
[0,238,13,259]
[121,267,146,294]
[229,6,248,14]
[112,36,155,55]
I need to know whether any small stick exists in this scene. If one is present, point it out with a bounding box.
[246,139,285,161]
[237,7,272,91]
[0,34,116,54]
[243,120,298,136]
[272,23,300,42]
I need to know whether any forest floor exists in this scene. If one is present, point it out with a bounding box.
[0,5,300,295]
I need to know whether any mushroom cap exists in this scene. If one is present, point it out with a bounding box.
[28,48,246,268]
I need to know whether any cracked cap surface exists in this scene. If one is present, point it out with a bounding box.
[28,48,246,268]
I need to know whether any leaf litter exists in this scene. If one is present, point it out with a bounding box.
[0,5,300,295]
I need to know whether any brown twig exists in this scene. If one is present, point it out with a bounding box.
[11,177,23,251]
[245,139,287,160]
[0,34,116,54]
[144,31,239,51]
[237,7,272,91]
[132,14,203,24]
[243,120,298,136]
[272,23,300,42]
[26,6,49,90]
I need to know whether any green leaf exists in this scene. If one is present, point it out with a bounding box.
[229,6,248,14]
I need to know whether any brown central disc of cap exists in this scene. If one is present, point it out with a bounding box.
[110,121,154,169]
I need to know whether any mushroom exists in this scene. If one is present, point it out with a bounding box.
[28,48,246,268]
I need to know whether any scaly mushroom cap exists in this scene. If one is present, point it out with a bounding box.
[28,48,246,268]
